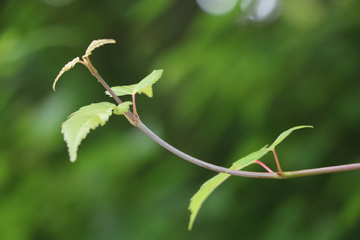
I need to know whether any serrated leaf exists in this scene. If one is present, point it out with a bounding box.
[83,39,116,58]
[114,101,132,115]
[136,85,153,98]
[107,84,153,98]
[134,69,163,97]
[106,85,136,97]
[52,57,80,91]
[268,125,313,150]
[61,102,129,162]
[188,147,269,230]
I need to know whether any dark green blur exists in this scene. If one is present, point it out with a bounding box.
[1,0,360,239]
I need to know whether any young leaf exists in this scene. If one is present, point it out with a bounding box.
[62,101,131,162]
[188,173,230,230]
[53,57,80,91]
[188,126,313,229]
[83,39,116,58]
[188,147,269,230]
[133,69,163,97]
[106,84,136,97]
[114,101,132,115]
[136,85,153,98]
[268,125,313,150]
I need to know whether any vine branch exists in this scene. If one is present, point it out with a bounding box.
[84,57,360,180]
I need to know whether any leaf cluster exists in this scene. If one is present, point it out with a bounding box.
[53,39,163,162]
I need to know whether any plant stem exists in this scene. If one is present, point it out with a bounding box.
[136,120,279,178]
[272,149,285,177]
[87,65,360,180]
[254,160,275,173]
[84,57,139,126]
[136,120,360,179]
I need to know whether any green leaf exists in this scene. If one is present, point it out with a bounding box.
[106,85,136,97]
[188,126,313,230]
[136,85,153,98]
[188,173,230,230]
[61,102,131,162]
[107,70,163,98]
[188,146,269,230]
[230,147,270,170]
[268,125,313,150]
[114,101,132,115]
[134,69,163,97]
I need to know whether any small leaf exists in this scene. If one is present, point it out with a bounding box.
[136,85,153,98]
[188,146,269,230]
[53,57,80,91]
[230,147,269,170]
[188,126,313,229]
[134,69,163,97]
[106,85,136,97]
[83,39,116,58]
[61,102,128,162]
[114,101,132,115]
[188,173,230,230]
[268,125,313,150]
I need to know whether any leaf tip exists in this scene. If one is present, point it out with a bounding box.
[53,57,80,91]
[84,39,116,58]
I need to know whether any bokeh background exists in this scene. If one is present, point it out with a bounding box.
[1,0,360,239]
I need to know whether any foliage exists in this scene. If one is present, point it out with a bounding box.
[107,69,163,98]
[188,126,312,229]
[62,102,132,162]
[1,1,360,239]
[53,40,314,229]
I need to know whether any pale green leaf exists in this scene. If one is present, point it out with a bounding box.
[268,125,313,150]
[188,147,269,230]
[114,101,132,115]
[136,85,153,97]
[134,69,163,97]
[61,102,129,162]
[188,173,230,230]
[106,85,136,97]
[188,126,313,229]
[230,147,269,170]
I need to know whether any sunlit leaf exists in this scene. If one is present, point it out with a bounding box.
[188,173,230,230]
[83,39,116,58]
[62,101,131,162]
[268,125,313,150]
[106,85,136,97]
[189,126,313,230]
[136,85,153,97]
[52,57,80,91]
[134,69,163,97]
[114,101,132,115]
[107,70,163,98]
[107,84,153,98]
[188,146,269,230]
[230,147,269,169]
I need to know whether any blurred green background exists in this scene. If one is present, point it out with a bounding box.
[1,0,360,239]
